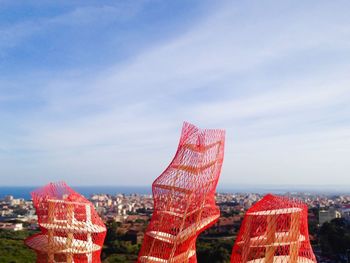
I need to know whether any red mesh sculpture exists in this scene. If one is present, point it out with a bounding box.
[231,194,316,263]
[138,122,225,263]
[25,182,106,263]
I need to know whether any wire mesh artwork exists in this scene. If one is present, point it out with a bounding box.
[138,122,226,263]
[25,182,106,263]
[231,194,317,263]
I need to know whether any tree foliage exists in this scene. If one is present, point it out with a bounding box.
[196,238,233,263]
[0,230,36,263]
[319,218,350,258]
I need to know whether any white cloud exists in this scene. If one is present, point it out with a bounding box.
[1,1,350,186]
[0,2,144,55]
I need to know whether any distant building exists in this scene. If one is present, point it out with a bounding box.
[10,198,24,206]
[0,208,13,217]
[319,208,341,225]
[0,222,23,231]
[4,195,14,202]
[340,205,350,221]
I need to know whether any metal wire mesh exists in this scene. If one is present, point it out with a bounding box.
[25,182,106,263]
[231,194,317,263]
[138,122,226,263]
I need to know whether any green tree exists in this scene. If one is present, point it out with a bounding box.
[0,230,36,263]
[196,238,233,263]
[320,218,350,258]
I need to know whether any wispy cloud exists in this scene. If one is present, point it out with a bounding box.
[0,2,145,57]
[0,0,350,186]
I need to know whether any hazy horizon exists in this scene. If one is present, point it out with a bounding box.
[1,1,350,186]
[1,184,350,200]
[1,183,350,190]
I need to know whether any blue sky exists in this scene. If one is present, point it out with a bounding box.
[1,0,350,187]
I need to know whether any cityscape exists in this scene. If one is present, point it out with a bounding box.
[1,1,350,262]
[1,189,350,262]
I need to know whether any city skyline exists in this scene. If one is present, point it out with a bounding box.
[1,0,350,186]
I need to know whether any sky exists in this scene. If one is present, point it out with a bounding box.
[1,0,350,187]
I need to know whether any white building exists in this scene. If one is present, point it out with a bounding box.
[319,208,341,225]
[0,222,23,231]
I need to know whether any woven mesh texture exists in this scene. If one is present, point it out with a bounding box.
[25,182,106,263]
[138,122,226,263]
[231,194,316,263]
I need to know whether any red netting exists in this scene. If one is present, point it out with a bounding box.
[137,122,226,263]
[231,194,316,263]
[25,182,106,263]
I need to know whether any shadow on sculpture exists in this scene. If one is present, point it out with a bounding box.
[138,122,226,263]
[231,194,317,263]
[25,182,106,263]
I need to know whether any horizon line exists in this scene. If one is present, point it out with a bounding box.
[1,184,350,188]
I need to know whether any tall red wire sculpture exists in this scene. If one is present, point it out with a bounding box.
[231,194,317,263]
[25,182,106,263]
[138,122,226,263]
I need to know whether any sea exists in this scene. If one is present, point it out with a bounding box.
[0,186,151,200]
[0,185,349,200]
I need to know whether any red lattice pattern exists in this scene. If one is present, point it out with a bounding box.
[25,182,106,263]
[231,194,317,263]
[138,122,226,263]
